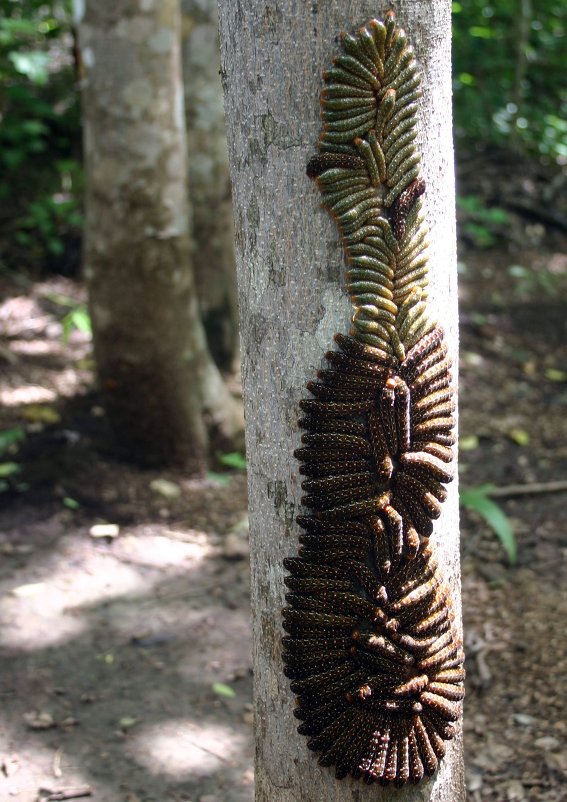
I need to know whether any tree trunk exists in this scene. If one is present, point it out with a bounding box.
[75,0,242,470]
[511,0,532,151]
[181,0,239,371]
[219,1,463,801]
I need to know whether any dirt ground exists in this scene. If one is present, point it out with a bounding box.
[0,227,566,801]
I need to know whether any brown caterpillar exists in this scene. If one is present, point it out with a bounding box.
[283,12,464,785]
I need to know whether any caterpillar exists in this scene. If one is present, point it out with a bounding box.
[283,12,464,786]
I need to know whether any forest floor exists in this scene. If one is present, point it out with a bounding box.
[0,221,567,801]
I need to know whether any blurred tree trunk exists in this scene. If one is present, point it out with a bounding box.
[218,1,463,801]
[75,0,242,470]
[181,0,239,371]
[511,0,532,151]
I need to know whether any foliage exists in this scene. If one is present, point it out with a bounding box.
[0,425,26,492]
[507,263,563,299]
[460,484,517,564]
[452,1,567,162]
[219,452,247,470]
[0,0,82,270]
[0,426,26,453]
[211,682,236,699]
[44,290,92,341]
[457,195,510,248]
[61,303,91,342]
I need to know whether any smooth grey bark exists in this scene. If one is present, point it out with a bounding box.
[182,0,239,370]
[218,1,462,801]
[76,0,242,470]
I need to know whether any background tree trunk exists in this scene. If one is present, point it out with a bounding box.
[182,0,239,371]
[75,0,242,470]
[218,1,463,801]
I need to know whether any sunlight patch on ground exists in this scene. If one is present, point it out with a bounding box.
[0,542,147,650]
[0,582,81,650]
[0,523,215,651]
[0,362,91,404]
[0,295,52,337]
[0,722,96,800]
[0,383,58,406]
[9,339,65,356]
[110,527,213,569]
[127,719,248,779]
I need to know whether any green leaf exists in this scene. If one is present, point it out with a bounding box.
[545,368,567,383]
[469,26,493,39]
[0,462,20,478]
[43,292,77,308]
[207,471,232,486]
[8,51,50,85]
[118,716,138,730]
[0,18,38,39]
[63,496,80,510]
[459,434,479,452]
[212,682,236,699]
[20,120,49,137]
[0,427,26,455]
[508,428,530,447]
[464,222,495,248]
[48,238,65,256]
[62,307,92,343]
[460,486,516,565]
[219,452,247,470]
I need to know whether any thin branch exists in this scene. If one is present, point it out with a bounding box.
[485,479,567,498]
[44,788,92,801]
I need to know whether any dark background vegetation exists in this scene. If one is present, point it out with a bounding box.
[0,2,566,801]
[1,1,566,275]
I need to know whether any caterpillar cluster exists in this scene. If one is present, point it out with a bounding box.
[283,12,464,786]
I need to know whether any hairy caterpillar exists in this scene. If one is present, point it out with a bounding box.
[283,12,464,785]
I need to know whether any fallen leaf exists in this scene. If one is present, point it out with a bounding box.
[534,736,560,751]
[149,478,181,499]
[63,497,80,510]
[545,750,567,775]
[88,523,119,539]
[96,652,114,665]
[466,769,483,792]
[505,779,526,801]
[206,471,231,486]
[24,711,55,730]
[12,582,46,598]
[212,682,236,699]
[20,404,60,424]
[459,434,479,451]
[513,713,535,727]
[545,367,567,382]
[60,717,79,730]
[507,428,530,446]
[118,716,138,731]
[52,747,63,778]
